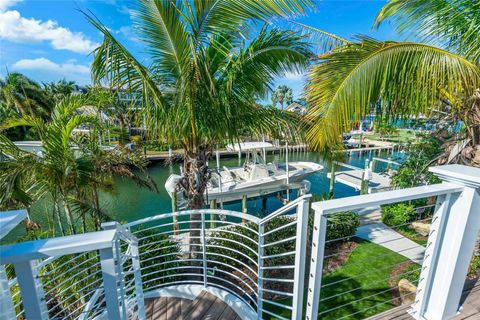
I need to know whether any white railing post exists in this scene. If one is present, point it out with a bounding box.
[305,207,328,320]
[201,212,208,288]
[413,165,480,320]
[257,223,265,320]
[410,192,453,318]
[0,266,15,320]
[14,260,49,320]
[99,246,125,320]
[291,197,310,320]
[102,221,145,320]
[129,240,146,320]
[115,238,128,319]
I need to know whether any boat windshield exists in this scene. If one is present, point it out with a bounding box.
[244,150,265,167]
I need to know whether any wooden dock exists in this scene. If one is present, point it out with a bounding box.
[145,144,308,162]
[328,170,392,193]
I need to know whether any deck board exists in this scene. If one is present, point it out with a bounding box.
[166,297,182,319]
[146,290,240,320]
[185,291,217,319]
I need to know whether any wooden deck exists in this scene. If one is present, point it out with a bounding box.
[370,278,480,320]
[144,290,241,320]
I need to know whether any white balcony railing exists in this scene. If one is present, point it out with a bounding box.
[0,223,145,320]
[306,164,480,320]
[0,164,479,320]
[123,194,310,320]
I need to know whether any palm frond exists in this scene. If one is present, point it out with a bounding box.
[133,0,190,83]
[374,0,480,62]
[83,11,167,110]
[305,37,480,150]
[289,21,350,54]
[190,0,313,48]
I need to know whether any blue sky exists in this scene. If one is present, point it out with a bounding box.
[0,0,402,103]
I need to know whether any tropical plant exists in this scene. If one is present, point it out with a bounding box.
[303,0,480,166]
[0,72,51,119]
[44,79,77,102]
[391,135,443,188]
[375,122,398,141]
[0,73,52,142]
[85,0,314,215]
[0,95,156,234]
[381,203,416,227]
[272,85,294,109]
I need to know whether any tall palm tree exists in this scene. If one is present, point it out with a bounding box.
[272,85,294,109]
[44,79,77,102]
[85,0,314,210]
[303,0,480,165]
[0,72,51,119]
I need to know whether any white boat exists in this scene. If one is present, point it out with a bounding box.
[165,142,323,207]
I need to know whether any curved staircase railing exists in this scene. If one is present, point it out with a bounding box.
[123,194,311,320]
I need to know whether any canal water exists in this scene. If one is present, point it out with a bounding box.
[7,149,398,241]
[94,150,396,222]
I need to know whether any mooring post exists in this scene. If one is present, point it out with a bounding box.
[329,162,336,198]
[361,159,370,194]
[210,199,217,228]
[171,192,178,235]
[242,195,247,223]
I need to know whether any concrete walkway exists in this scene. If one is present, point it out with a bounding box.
[356,222,425,264]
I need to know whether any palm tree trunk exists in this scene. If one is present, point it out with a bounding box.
[63,200,76,234]
[54,200,66,236]
[92,187,102,230]
[180,147,210,260]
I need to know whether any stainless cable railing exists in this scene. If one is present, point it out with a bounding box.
[0,227,145,320]
[306,165,480,320]
[123,195,311,320]
[2,165,478,320]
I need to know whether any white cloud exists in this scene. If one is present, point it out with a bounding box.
[12,57,90,75]
[117,25,141,43]
[0,9,99,54]
[0,0,22,12]
[283,71,306,82]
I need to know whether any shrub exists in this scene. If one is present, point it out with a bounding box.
[324,211,360,241]
[391,135,442,188]
[308,194,360,243]
[468,255,480,278]
[381,203,416,227]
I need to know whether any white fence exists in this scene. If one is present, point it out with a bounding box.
[306,164,480,320]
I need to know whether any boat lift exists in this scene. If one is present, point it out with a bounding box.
[168,141,319,213]
[328,157,400,195]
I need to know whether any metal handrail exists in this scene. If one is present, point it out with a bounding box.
[2,195,312,320]
[260,194,311,224]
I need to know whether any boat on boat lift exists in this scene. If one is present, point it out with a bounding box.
[165,142,323,208]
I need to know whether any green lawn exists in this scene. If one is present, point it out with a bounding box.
[395,226,428,246]
[368,129,418,143]
[264,241,411,319]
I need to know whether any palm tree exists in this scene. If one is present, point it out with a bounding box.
[0,72,51,120]
[85,0,314,212]
[272,85,294,109]
[303,0,480,166]
[0,95,156,234]
[44,79,77,102]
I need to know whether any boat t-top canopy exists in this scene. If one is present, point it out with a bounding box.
[226,142,273,152]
